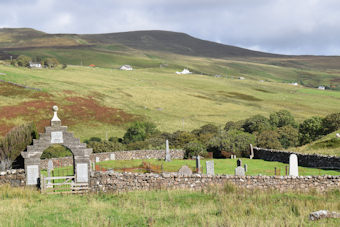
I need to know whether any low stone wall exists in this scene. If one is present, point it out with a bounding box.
[0,169,26,187]
[90,172,340,193]
[253,147,340,170]
[40,150,185,169]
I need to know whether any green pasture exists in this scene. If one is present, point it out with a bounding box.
[0,184,339,226]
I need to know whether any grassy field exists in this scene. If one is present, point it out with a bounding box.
[0,64,339,141]
[42,159,340,176]
[0,184,339,226]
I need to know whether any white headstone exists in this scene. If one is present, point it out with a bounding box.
[289,154,299,176]
[110,153,115,160]
[95,157,100,163]
[165,140,171,162]
[27,165,39,185]
[51,131,63,144]
[206,161,214,175]
[235,166,245,176]
[76,163,88,183]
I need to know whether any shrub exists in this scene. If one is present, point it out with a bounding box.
[299,116,323,145]
[224,120,245,132]
[242,115,271,133]
[269,110,296,128]
[16,55,32,67]
[192,124,219,136]
[184,141,207,158]
[123,121,159,144]
[168,131,197,148]
[40,145,73,159]
[87,141,126,153]
[322,112,340,134]
[43,57,59,68]
[255,130,282,149]
[0,122,38,166]
[277,125,299,148]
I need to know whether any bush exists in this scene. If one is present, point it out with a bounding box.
[192,124,219,136]
[16,55,32,67]
[255,130,282,149]
[168,131,197,148]
[0,122,38,166]
[224,120,245,132]
[299,116,323,145]
[322,112,340,134]
[243,115,271,133]
[40,145,73,159]
[269,110,296,128]
[87,141,126,153]
[123,121,159,144]
[184,141,207,158]
[207,130,255,158]
[43,57,59,68]
[277,125,299,148]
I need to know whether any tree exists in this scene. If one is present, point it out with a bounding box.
[43,57,59,68]
[169,131,197,148]
[299,116,323,145]
[242,115,271,133]
[184,141,207,158]
[255,130,282,149]
[224,120,245,132]
[269,110,296,128]
[277,125,299,148]
[322,112,340,134]
[16,55,32,67]
[123,121,158,144]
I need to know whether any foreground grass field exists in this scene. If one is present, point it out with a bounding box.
[0,184,339,226]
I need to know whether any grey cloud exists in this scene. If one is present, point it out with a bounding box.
[1,0,340,55]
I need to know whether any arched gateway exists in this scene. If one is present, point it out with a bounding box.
[21,106,93,186]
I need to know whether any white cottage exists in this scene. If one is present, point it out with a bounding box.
[176,69,192,75]
[29,62,42,68]
[120,65,133,71]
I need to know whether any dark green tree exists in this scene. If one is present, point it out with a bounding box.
[255,130,282,149]
[242,115,271,133]
[299,116,323,145]
[16,55,32,67]
[269,110,296,128]
[123,121,158,144]
[277,125,299,148]
[322,112,340,134]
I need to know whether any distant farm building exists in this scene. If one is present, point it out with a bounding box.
[29,62,42,68]
[290,82,298,86]
[120,65,133,71]
[318,86,325,90]
[239,77,245,80]
[176,69,192,75]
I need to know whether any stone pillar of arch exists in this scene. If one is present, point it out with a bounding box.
[21,106,93,186]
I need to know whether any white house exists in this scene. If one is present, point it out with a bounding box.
[176,69,192,75]
[29,62,42,68]
[120,65,133,71]
[318,86,325,90]
[290,82,298,86]
[239,77,245,80]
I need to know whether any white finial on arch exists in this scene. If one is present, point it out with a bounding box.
[51,105,61,122]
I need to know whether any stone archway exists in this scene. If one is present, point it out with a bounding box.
[21,106,93,186]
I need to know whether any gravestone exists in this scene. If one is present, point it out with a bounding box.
[27,165,39,185]
[196,155,201,173]
[289,154,299,176]
[95,157,100,163]
[206,161,214,175]
[165,140,171,162]
[110,153,115,160]
[178,165,192,176]
[76,163,89,182]
[244,164,248,172]
[237,159,242,167]
[47,160,53,186]
[235,166,245,176]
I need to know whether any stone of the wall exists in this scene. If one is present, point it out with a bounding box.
[90,172,340,193]
[0,169,26,187]
[40,150,185,169]
[253,147,340,170]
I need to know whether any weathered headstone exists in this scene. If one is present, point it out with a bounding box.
[237,159,242,167]
[244,164,248,172]
[196,155,201,173]
[27,165,39,185]
[95,157,100,163]
[165,140,171,162]
[76,163,88,182]
[235,166,245,176]
[110,153,115,160]
[178,165,192,176]
[47,160,53,187]
[289,154,299,176]
[249,144,254,159]
[206,161,214,175]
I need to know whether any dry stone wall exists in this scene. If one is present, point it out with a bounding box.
[0,169,26,187]
[90,172,340,193]
[253,147,340,170]
[40,150,185,169]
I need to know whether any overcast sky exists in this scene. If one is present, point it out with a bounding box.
[1,0,340,55]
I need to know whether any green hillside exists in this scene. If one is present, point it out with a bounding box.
[0,63,339,142]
